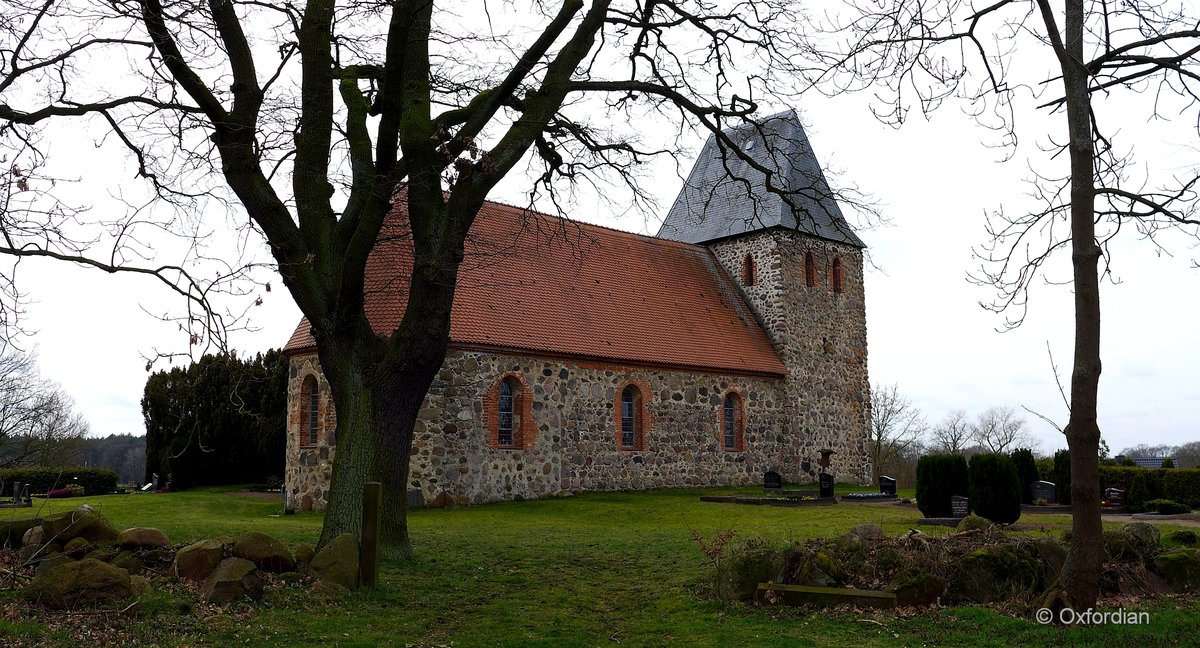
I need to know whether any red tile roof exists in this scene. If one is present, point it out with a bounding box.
[284,200,786,377]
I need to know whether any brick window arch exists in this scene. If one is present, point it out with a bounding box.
[487,372,534,450]
[741,253,757,286]
[614,380,651,450]
[830,256,845,294]
[805,252,818,287]
[718,388,746,451]
[299,375,319,447]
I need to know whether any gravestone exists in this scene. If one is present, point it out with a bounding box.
[878,476,897,496]
[951,495,970,518]
[818,473,835,499]
[1104,488,1125,507]
[12,481,21,504]
[764,470,783,493]
[1031,480,1056,505]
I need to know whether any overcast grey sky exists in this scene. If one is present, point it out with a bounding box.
[10,2,1199,458]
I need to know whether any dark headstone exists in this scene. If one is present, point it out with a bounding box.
[818,473,835,499]
[764,471,783,492]
[951,495,969,518]
[879,476,897,496]
[1031,480,1057,505]
[1104,488,1125,507]
[12,481,21,504]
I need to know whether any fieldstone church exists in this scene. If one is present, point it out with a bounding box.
[283,110,871,510]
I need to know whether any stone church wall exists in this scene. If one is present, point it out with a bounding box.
[286,349,813,509]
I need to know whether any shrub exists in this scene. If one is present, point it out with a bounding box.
[1163,458,1176,469]
[1163,470,1200,509]
[1052,449,1072,505]
[968,453,1022,525]
[0,466,117,496]
[916,454,969,518]
[65,483,85,497]
[1010,448,1038,504]
[1128,473,1149,511]
[1144,499,1191,515]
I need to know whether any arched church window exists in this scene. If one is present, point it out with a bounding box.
[489,373,532,450]
[616,383,648,450]
[805,252,818,287]
[831,256,845,294]
[300,375,319,447]
[721,391,745,451]
[498,377,518,447]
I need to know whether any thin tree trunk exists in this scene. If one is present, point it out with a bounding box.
[1057,0,1104,610]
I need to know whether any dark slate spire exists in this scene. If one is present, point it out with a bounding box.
[657,109,865,247]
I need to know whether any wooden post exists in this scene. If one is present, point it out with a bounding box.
[361,481,382,588]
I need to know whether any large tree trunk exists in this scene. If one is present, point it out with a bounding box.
[311,189,466,558]
[315,340,415,558]
[1057,0,1104,610]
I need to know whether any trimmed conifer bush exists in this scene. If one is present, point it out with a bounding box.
[968,453,1022,525]
[1010,448,1038,504]
[1052,449,1072,505]
[916,454,969,518]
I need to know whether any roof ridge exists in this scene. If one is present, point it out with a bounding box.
[480,197,707,252]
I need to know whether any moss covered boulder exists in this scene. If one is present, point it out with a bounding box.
[795,550,842,588]
[118,527,170,549]
[715,541,785,603]
[309,534,360,590]
[41,508,118,546]
[199,558,265,605]
[64,537,91,560]
[1032,538,1068,581]
[233,531,295,573]
[24,558,133,609]
[1123,523,1161,556]
[890,568,945,607]
[173,539,224,582]
[848,524,884,541]
[1169,529,1199,546]
[948,546,1040,603]
[956,515,991,533]
[1155,549,1200,593]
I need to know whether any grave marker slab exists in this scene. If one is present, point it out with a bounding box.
[818,473,835,499]
[951,495,970,518]
[879,476,897,496]
[1031,480,1056,505]
[764,470,783,493]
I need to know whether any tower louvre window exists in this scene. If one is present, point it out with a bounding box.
[741,253,757,285]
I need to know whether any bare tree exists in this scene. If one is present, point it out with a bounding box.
[929,409,972,455]
[806,0,1200,609]
[1174,442,1200,469]
[869,383,926,480]
[0,1,867,556]
[972,406,1032,454]
[0,349,89,467]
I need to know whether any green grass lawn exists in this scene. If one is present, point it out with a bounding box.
[3,486,1199,647]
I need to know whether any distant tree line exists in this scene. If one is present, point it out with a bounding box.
[77,434,146,485]
[142,350,288,489]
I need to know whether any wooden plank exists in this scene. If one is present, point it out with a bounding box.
[756,583,897,609]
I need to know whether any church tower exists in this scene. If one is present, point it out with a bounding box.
[657,110,872,483]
